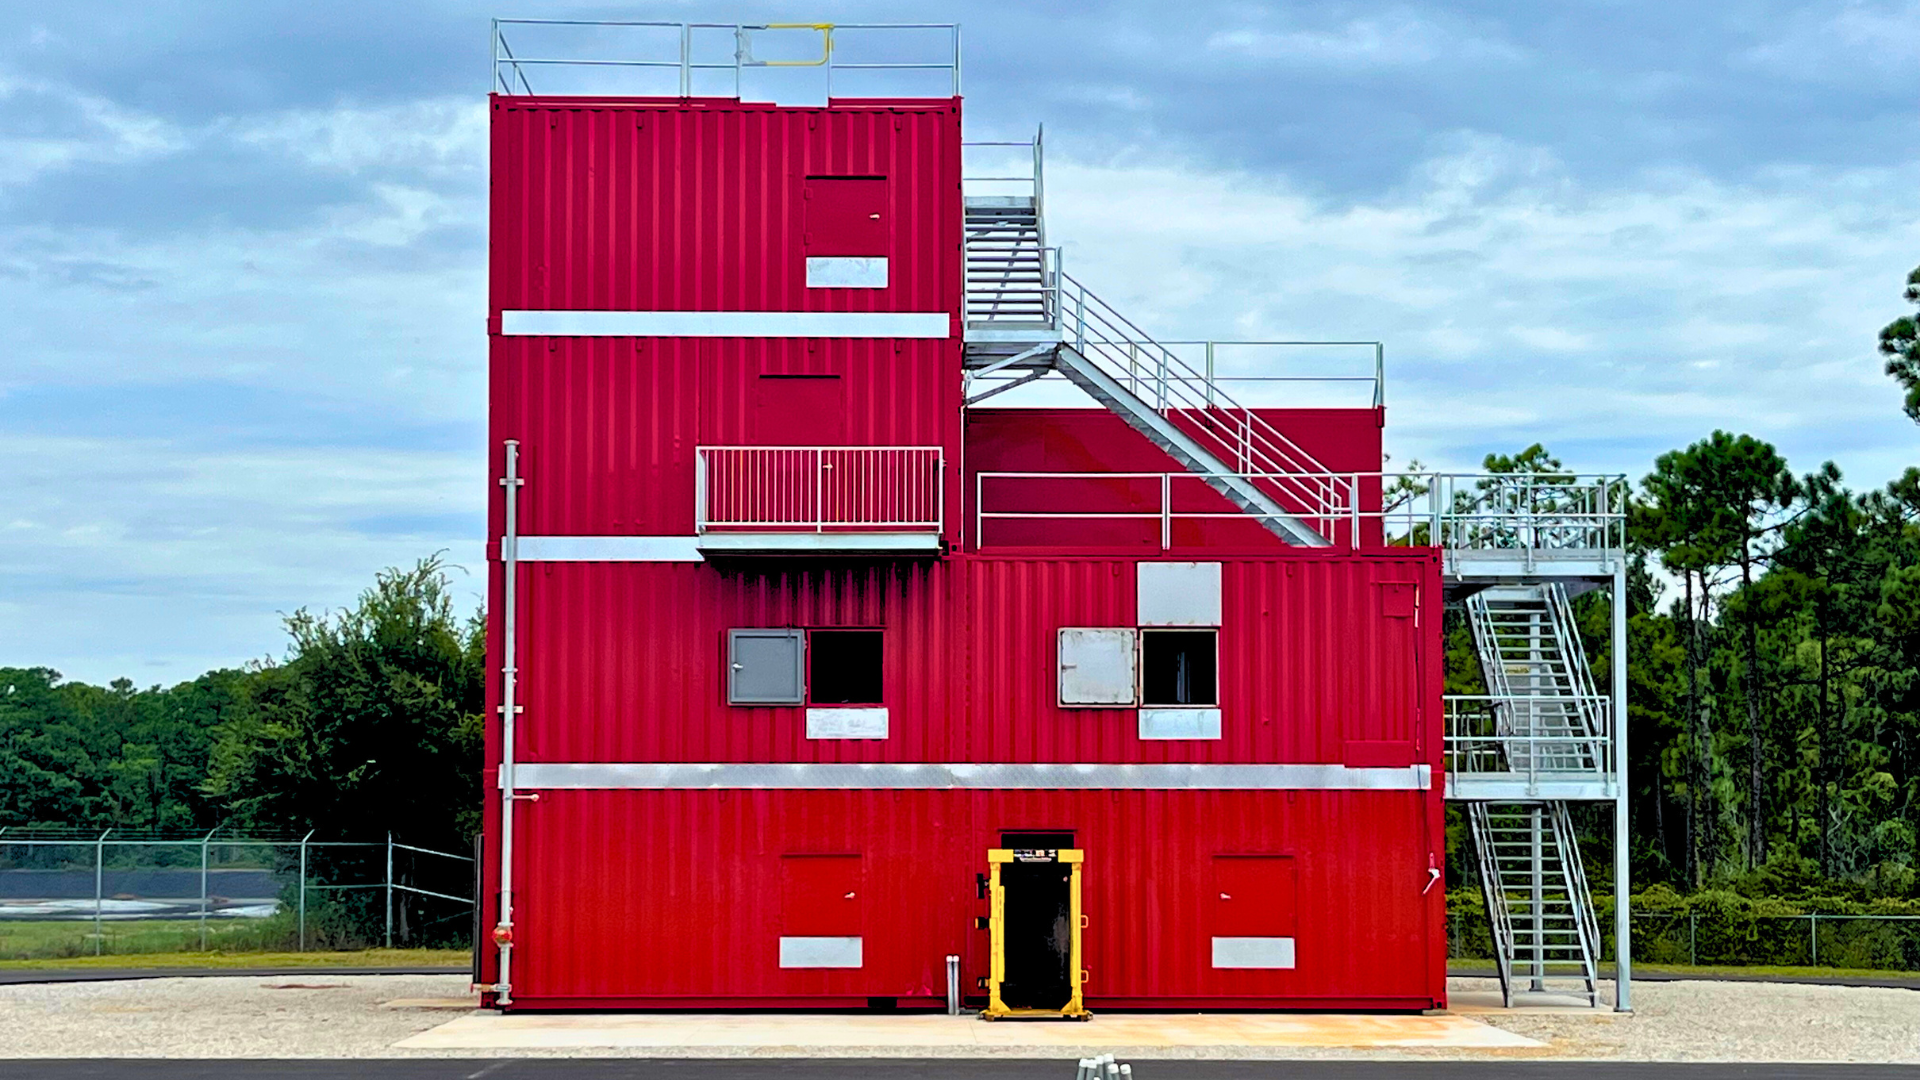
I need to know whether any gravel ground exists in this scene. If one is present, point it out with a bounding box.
[2,974,1918,1061]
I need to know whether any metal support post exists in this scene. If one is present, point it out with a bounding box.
[385,831,394,950]
[1373,342,1385,408]
[298,828,314,951]
[93,829,109,956]
[199,826,218,950]
[1160,473,1172,551]
[1811,914,1819,966]
[945,955,961,1015]
[1204,341,1215,407]
[1529,806,1546,992]
[1612,562,1633,1011]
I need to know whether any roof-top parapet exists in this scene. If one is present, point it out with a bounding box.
[490,19,961,101]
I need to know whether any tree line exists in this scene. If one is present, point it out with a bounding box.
[0,560,483,849]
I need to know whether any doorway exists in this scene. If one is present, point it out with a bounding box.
[984,839,1087,1019]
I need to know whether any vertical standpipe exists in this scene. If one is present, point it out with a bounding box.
[495,440,522,1003]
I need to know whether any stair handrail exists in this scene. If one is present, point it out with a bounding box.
[1550,802,1605,1004]
[1052,268,1349,526]
[1544,583,1610,772]
[1468,804,1518,1006]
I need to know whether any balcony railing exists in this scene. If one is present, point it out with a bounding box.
[697,446,944,534]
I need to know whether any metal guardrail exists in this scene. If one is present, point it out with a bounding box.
[697,446,944,533]
[1444,694,1615,784]
[491,20,961,98]
[972,471,1627,553]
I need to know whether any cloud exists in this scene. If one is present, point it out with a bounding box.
[0,69,187,190]
[1205,9,1524,69]
[1027,134,1920,481]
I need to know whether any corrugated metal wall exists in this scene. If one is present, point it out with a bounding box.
[493,338,958,537]
[506,554,1438,764]
[489,97,962,316]
[508,788,1444,1008]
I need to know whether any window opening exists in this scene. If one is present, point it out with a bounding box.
[809,629,883,705]
[1141,630,1217,707]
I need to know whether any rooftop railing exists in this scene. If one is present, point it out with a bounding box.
[491,20,961,99]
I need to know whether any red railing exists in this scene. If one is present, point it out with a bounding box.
[696,446,944,532]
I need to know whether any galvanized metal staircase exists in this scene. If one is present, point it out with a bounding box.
[965,196,1050,328]
[1468,802,1602,1006]
[1466,584,1606,775]
[960,192,1346,547]
[1462,582,1605,1005]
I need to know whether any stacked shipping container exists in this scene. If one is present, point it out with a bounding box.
[481,91,1447,1010]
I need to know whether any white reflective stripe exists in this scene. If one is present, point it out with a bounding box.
[1139,708,1222,740]
[1212,936,1295,968]
[806,707,889,740]
[500,310,948,338]
[512,536,702,562]
[779,936,863,968]
[806,257,888,288]
[506,762,1431,791]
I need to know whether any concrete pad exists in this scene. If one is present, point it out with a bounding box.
[394,1010,1543,1055]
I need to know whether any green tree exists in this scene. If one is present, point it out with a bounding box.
[206,557,485,845]
[1879,265,1920,424]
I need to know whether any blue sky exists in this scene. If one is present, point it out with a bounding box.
[3,1,1917,686]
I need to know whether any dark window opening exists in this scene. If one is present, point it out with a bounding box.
[1141,630,1218,706]
[808,629,883,705]
[1001,831,1076,851]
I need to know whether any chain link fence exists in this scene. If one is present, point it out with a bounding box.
[1449,893,1920,971]
[0,829,474,960]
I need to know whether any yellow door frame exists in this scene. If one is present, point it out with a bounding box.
[982,847,1090,1020]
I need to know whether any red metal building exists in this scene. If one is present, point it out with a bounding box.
[479,22,1449,1012]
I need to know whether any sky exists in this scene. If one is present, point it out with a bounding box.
[2,1,1917,686]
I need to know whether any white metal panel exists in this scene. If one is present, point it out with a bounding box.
[500,310,948,338]
[512,536,702,562]
[805,707,890,739]
[1137,562,1222,626]
[1211,936,1296,968]
[509,762,1432,790]
[779,936,864,968]
[805,257,888,288]
[1138,707,1222,740]
[696,532,942,556]
[1058,628,1137,706]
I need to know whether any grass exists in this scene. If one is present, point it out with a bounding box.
[1450,958,1920,981]
[0,946,469,970]
[0,916,469,968]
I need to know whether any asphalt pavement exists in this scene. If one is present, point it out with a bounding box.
[6,1062,1920,1079]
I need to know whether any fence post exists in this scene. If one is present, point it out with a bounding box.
[1810,913,1818,967]
[94,829,110,956]
[1689,910,1697,966]
[298,828,314,951]
[199,826,217,951]
[385,832,395,950]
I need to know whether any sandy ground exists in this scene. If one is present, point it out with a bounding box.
[0,973,1917,1060]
